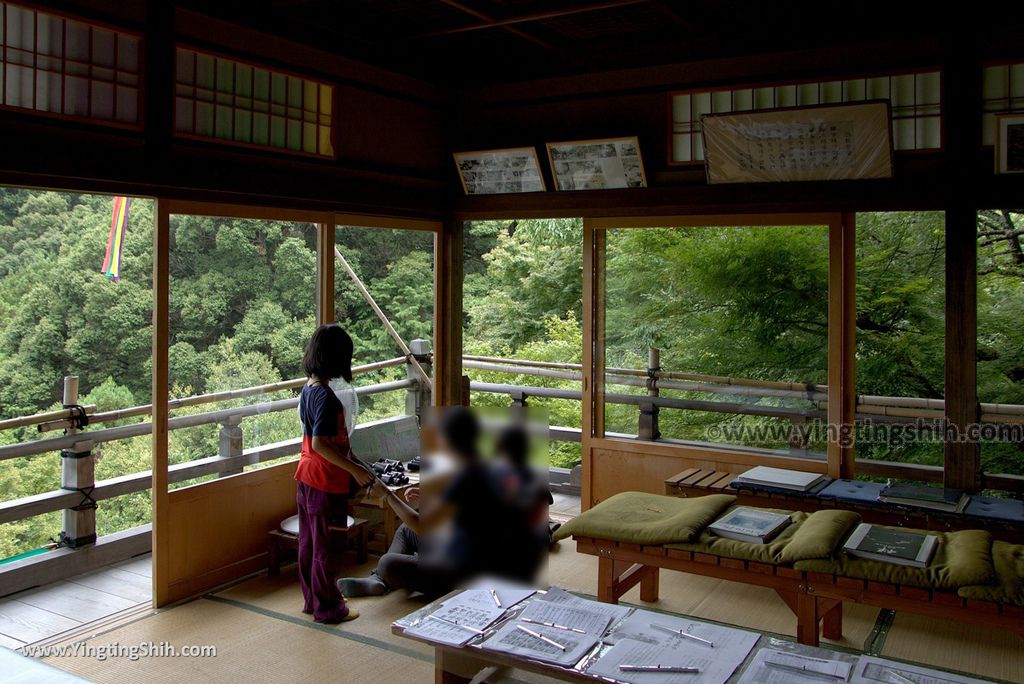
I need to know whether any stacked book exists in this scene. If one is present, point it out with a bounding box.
[878,482,969,513]
[843,523,939,568]
[732,466,828,493]
[708,507,792,544]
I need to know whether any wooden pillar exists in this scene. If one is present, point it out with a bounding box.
[581,221,605,510]
[945,207,980,491]
[827,213,856,479]
[434,220,463,407]
[943,46,982,493]
[638,347,661,441]
[316,219,336,325]
[152,200,170,608]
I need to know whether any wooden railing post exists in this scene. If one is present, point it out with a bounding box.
[59,376,97,548]
[638,347,660,441]
[407,338,432,421]
[218,416,244,477]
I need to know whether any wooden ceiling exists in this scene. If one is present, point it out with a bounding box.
[170,0,1024,86]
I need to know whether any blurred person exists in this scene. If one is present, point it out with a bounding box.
[295,325,374,623]
[339,407,523,598]
[491,425,551,579]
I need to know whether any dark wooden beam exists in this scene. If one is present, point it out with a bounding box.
[425,0,651,36]
[436,0,558,51]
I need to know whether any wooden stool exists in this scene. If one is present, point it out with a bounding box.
[267,516,369,575]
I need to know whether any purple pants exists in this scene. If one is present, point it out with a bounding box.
[296,482,349,622]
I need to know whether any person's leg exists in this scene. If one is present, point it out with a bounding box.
[305,486,356,623]
[388,523,419,555]
[375,551,420,590]
[296,483,315,614]
[338,523,420,597]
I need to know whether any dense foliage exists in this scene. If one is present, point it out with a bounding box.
[0,191,1022,558]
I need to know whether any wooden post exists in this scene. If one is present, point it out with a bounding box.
[827,213,856,479]
[943,48,982,492]
[434,221,464,407]
[217,417,244,477]
[152,199,170,608]
[581,221,605,510]
[59,376,96,548]
[945,207,980,491]
[316,219,336,325]
[638,347,660,441]
[406,338,432,420]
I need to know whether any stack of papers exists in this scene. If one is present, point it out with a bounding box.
[738,648,856,683]
[477,588,616,667]
[591,609,760,684]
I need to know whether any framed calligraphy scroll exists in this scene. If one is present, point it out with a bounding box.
[701,101,893,184]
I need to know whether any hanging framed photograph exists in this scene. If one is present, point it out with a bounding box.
[546,136,647,191]
[995,113,1024,174]
[701,101,894,184]
[453,147,546,195]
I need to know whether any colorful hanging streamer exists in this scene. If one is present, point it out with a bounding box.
[101,196,131,282]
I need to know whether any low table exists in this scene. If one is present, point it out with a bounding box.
[354,472,419,552]
[393,587,994,684]
[665,468,1024,543]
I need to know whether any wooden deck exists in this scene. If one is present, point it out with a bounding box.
[0,554,151,649]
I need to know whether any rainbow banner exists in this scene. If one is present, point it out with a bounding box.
[101,196,131,282]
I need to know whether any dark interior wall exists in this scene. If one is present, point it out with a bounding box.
[450,36,1024,219]
[0,2,450,217]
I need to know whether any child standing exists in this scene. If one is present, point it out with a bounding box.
[296,324,372,623]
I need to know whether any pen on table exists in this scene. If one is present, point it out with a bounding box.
[426,614,485,634]
[619,664,701,673]
[884,670,918,684]
[763,660,846,680]
[490,588,502,608]
[650,622,715,647]
[515,624,565,651]
[520,617,586,634]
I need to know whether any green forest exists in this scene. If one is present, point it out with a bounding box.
[1,189,1023,558]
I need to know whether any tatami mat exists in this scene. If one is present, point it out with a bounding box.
[881,613,1024,683]
[44,597,435,684]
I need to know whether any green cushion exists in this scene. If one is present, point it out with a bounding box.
[553,492,735,545]
[777,509,862,564]
[795,528,995,591]
[665,507,808,564]
[958,541,1024,606]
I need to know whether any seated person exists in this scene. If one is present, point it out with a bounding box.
[339,408,537,598]
[490,425,552,577]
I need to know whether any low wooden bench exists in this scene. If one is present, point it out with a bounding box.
[572,534,1024,647]
[267,516,369,575]
[665,468,1024,543]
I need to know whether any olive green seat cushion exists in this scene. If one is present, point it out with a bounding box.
[795,527,995,591]
[958,541,1024,606]
[553,492,735,545]
[665,508,861,565]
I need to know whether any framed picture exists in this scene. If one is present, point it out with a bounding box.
[453,147,546,195]
[995,113,1024,174]
[701,101,894,184]
[546,136,647,191]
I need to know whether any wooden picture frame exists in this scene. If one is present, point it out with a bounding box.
[546,136,647,191]
[995,113,1024,174]
[453,147,546,195]
[701,101,894,184]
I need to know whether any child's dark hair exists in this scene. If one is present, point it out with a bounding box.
[496,426,529,468]
[440,407,481,460]
[302,324,354,383]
